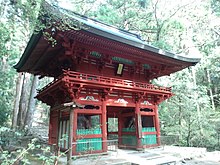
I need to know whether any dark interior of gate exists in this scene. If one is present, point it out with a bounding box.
[107,106,157,149]
[14,2,200,156]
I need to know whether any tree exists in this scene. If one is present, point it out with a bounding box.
[0,3,18,126]
[17,73,31,129]
[12,73,24,129]
[24,75,39,129]
[8,0,39,128]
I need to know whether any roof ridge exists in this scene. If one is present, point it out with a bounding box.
[50,2,142,40]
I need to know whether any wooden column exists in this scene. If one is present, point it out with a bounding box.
[102,100,107,152]
[67,104,76,165]
[67,107,73,165]
[154,105,161,145]
[135,102,142,150]
[55,110,62,157]
[72,110,77,155]
[118,113,122,146]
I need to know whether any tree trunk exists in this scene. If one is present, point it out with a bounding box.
[186,122,191,147]
[18,73,30,129]
[17,74,26,127]
[12,73,24,129]
[178,97,182,139]
[218,133,220,148]
[204,68,215,111]
[178,97,182,126]
[191,68,202,132]
[24,75,39,129]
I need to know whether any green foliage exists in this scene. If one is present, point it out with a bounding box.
[0,22,17,125]
[37,146,57,165]
[0,139,35,165]
[211,0,220,16]
[0,128,67,164]
[157,67,219,149]
[0,127,23,147]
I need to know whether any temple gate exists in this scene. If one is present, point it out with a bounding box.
[15,2,200,156]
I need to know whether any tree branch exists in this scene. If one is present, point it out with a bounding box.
[212,28,220,36]
[153,0,160,28]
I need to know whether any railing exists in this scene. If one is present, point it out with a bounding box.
[70,139,118,152]
[107,139,118,151]
[63,70,171,92]
[37,70,172,94]
[65,135,179,153]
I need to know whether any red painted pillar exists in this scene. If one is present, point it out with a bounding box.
[102,100,107,152]
[55,110,61,154]
[72,110,77,155]
[154,105,161,145]
[135,102,142,150]
[67,108,73,165]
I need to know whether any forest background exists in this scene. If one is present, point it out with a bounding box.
[1,0,220,151]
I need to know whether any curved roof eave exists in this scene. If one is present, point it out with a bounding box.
[15,2,200,72]
[60,7,200,64]
[14,32,43,70]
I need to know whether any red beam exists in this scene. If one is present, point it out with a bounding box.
[142,132,157,135]
[75,100,102,106]
[75,109,102,114]
[106,102,136,107]
[76,134,102,139]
